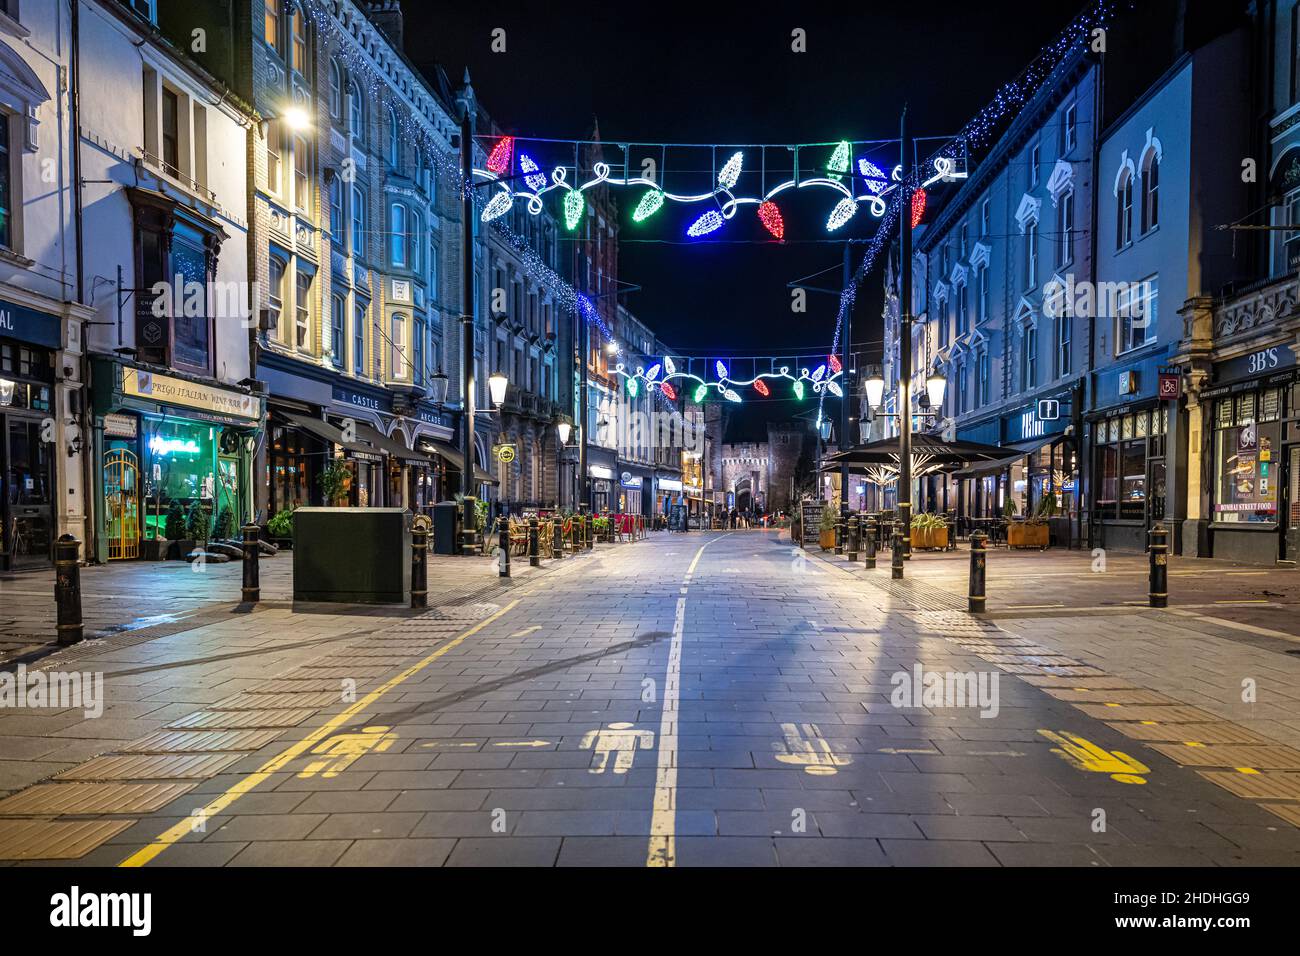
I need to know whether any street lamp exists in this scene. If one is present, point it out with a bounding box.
[283,105,311,131]
[818,418,832,442]
[557,420,572,446]
[925,369,948,412]
[488,371,509,408]
[428,368,449,406]
[864,366,885,409]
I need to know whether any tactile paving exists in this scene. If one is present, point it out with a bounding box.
[1072,704,1221,722]
[0,818,136,860]
[1106,722,1270,744]
[1198,770,1300,801]
[122,729,284,753]
[56,752,244,781]
[0,781,194,816]
[1147,743,1300,770]
[1043,688,1182,705]
[166,709,315,730]
[213,691,342,710]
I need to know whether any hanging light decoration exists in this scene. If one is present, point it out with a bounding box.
[911,187,928,228]
[632,190,665,223]
[793,380,805,400]
[687,210,725,238]
[661,382,677,400]
[827,380,844,397]
[757,201,785,240]
[828,140,851,177]
[826,197,857,232]
[486,136,514,175]
[812,365,826,383]
[754,379,770,397]
[858,158,888,195]
[693,384,708,403]
[715,360,729,380]
[828,354,842,374]
[563,190,585,230]
[645,363,661,382]
[626,377,639,397]
[664,356,676,376]
[480,190,513,223]
[520,153,547,192]
[718,151,744,189]
[722,388,742,403]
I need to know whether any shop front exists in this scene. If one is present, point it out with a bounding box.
[1197,358,1300,565]
[656,476,684,519]
[91,360,263,562]
[1087,398,1168,553]
[1,319,58,571]
[619,468,652,515]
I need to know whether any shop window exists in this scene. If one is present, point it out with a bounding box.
[1214,391,1283,525]
[295,270,312,349]
[330,293,345,368]
[141,419,217,535]
[353,300,367,376]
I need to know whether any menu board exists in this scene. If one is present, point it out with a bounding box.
[800,501,823,545]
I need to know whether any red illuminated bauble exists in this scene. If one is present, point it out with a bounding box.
[660,382,677,400]
[486,137,514,175]
[910,188,928,229]
[828,354,842,374]
[757,201,785,240]
[754,379,770,397]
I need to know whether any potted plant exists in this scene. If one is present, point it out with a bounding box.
[163,501,193,560]
[1007,496,1052,549]
[818,503,837,551]
[267,508,295,550]
[318,461,351,506]
[910,512,949,550]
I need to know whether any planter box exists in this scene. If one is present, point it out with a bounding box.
[292,507,410,603]
[819,529,836,551]
[1008,522,1050,549]
[140,538,167,561]
[166,539,196,560]
[911,527,949,550]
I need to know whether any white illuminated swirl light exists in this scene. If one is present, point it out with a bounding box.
[611,360,845,403]
[475,144,966,236]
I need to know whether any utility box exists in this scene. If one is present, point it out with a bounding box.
[432,501,460,555]
[292,507,411,603]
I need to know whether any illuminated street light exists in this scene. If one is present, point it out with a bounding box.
[864,366,885,409]
[488,371,509,407]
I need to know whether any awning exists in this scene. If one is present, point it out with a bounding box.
[273,410,382,461]
[947,434,1065,477]
[351,422,428,463]
[417,438,499,485]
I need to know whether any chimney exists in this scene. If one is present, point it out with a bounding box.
[362,1,403,49]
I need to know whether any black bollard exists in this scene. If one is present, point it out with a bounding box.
[569,515,579,553]
[968,531,987,614]
[846,514,859,562]
[585,515,593,551]
[411,517,429,608]
[529,515,541,567]
[891,520,905,580]
[946,515,957,552]
[864,516,877,569]
[241,523,261,603]
[834,511,845,556]
[1148,522,1168,609]
[54,534,83,646]
[498,519,511,579]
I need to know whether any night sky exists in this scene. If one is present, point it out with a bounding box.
[404,1,1086,436]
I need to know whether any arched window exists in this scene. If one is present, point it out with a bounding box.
[348,79,364,142]
[386,106,400,167]
[1116,169,1133,248]
[264,0,280,51]
[289,3,308,74]
[410,210,421,272]
[1141,152,1159,233]
[390,203,407,267]
[329,59,343,119]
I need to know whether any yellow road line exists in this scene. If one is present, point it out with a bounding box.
[119,599,520,868]
[647,533,726,868]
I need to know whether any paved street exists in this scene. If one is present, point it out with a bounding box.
[3,531,1300,867]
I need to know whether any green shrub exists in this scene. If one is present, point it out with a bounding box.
[214,505,235,541]
[163,501,186,540]
[267,509,294,539]
[185,501,211,541]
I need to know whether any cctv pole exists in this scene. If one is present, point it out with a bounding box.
[459,106,477,552]
[897,108,913,571]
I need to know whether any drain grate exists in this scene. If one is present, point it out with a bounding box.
[0,781,194,816]
[0,818,136,860]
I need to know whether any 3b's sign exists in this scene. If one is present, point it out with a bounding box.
[1158,366,1181,400]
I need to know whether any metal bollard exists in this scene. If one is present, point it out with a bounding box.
[552,520,563,560]
[54,534,83,646]
[528,515,541,567]
[1148,522,1168,609]
[968,531,987,614]
[585,515,593,551]
[411,517,429,608]
[569,516,579,553]
[891,520,905,580]
[864,516,877,569]
[241,523,261,603]
[498,520,511,578]
[846,514,859,562]
[946,515,957,552]
[835,511,846,555]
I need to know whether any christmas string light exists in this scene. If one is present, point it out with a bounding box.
[828,141,851,176]
[661,382,677,400]
[754,379,770,397]
[826,197,858,232]
[613,361,845,404]
[718,151,744,189]
[757,201,785,240]
[520,153,548,192]
[480,189,512,223]
[687,210,726,238]
[486,136,514,175]
[632,190,665,222]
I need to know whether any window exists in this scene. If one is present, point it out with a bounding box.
[386,106,399,167]
[1116,275,1157,354]
[429,240,438,301]
[1141,153,1159,233]
[1063,104,1077,152]
[353,301,367,375]
[1214,390,1282,524]
[290,3,307,74]
[1025,219,1038,289]
[1117,170,1133,248]
[410,211,421,272]
[264,0,280,51]
[329,59,343,120]
[0,116,10,250]
[266,120,282,193]
[351,185,365,256]
[977,265,989,324]
[330,294,345,368]
[328,176,343,244]
[161,87,179,176]
[1056,309,1071,378]
[1030,143,1040,187]
[977,349,990,406]
[390,204,407,267]
[414,315,427,386]
[957,363,968,415]
[960,223,968,258]
[267,257,286,335]
[981,198,990,236]
[1057,189,1074,268]
[956,282,969,336]
[1023,325,1037,390]
[1096,410,1166,521]
[348,80,364,142]
[292,135,309,211]
[295,271,312,349]
[1285,188,1300,271]
[390,312,406,379]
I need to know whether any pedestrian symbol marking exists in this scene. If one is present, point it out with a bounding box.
[1038,729,1149,784]
[581,722,654,774]
[297,726,397,779]
[773,722,851,775]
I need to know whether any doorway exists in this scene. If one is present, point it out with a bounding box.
[105,447,140,559]
[2,415,55,570]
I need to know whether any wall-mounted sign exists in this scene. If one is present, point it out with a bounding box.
[590,465,615,480]
[1037,399,1060,421]
[495,443,516,463]
[620,472,643,488]
[125,369,258,421]
[658,477,683,492]
[332,385,392,413]
[1215,345,1295,385]
[1118,370,1139,396]
[1157,365,1182,400]
[0,298,62,349]
[103,413,138,439]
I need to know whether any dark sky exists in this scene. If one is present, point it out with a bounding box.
[404,1,1086,435]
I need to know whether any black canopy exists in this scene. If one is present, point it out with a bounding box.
[820,435,1011,472]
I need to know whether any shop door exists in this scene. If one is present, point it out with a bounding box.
[105,448,140,559]
[216,455,240,530]
[1286,446,1300,561]
[4,417,54,570]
